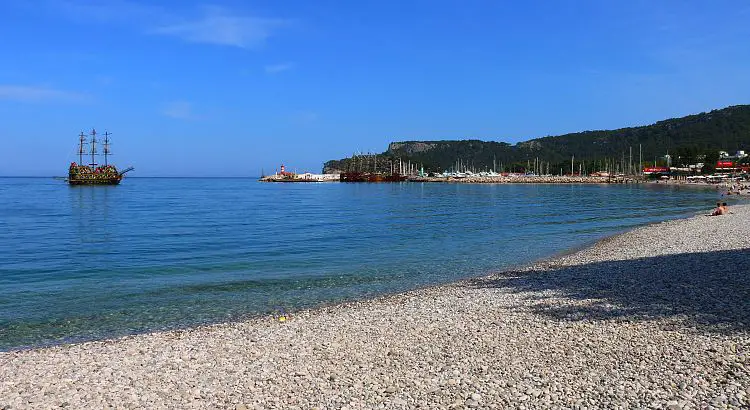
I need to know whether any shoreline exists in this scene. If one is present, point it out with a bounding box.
[2,206,749,408]
[0,198,716,354]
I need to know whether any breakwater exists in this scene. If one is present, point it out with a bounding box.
[259,173,339,182]
[409,175,641,184]
[261,174,643,184]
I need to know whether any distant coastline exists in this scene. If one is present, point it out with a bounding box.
[323,104,750,177]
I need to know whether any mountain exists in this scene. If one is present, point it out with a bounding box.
[323,105,750,174]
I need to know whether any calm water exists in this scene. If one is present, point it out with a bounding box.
[0,178,721,350]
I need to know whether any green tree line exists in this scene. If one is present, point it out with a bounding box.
[324,105,750,174]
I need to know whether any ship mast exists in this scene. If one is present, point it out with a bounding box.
[102,131,111,166]
[77,131,87,164]
[89,128,98,167]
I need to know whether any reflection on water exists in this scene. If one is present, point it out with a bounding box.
[71,185,115,245]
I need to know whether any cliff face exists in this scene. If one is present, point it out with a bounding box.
[387,142,438,155]
[323,105,750,173]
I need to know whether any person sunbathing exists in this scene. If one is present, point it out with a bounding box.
[710,202,724,216]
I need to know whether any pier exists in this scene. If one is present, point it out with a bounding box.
[406,175,643,184]
[259,164,339,182]
[259,174,644,184]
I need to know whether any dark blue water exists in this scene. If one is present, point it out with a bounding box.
[0,178,721,350]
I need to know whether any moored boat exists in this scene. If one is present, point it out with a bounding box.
[339,172,407,182]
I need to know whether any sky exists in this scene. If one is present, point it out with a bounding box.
[1,0,749,176]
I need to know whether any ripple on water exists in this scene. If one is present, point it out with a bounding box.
[0,178,724,350]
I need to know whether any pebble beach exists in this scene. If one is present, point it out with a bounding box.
[2,206,749,409]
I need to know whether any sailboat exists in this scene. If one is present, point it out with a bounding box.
[67,128,134,185]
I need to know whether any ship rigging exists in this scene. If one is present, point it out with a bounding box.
[68,128,133,185]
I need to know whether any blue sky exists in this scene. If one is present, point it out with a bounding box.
[1,0,749,176]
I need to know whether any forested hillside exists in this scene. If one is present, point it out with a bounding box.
[323,105,750,174]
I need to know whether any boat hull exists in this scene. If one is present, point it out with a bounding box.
[340,172,407,182]
[68,164,123,185]
[68,177,122,185]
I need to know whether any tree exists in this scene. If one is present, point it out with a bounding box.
[702,151,720,174]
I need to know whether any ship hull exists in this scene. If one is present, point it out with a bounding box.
[68,164,123,185]
[68,177,122,186]
[340,172,407,182]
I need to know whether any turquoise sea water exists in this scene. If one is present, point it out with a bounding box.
[0,178,722,350]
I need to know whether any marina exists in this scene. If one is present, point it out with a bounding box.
[261,170,651,184]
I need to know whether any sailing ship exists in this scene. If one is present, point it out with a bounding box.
[338,154,408,182]
[68,128,133,185]
[339,172,407,182]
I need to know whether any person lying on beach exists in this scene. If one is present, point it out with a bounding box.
[709,202,724,216]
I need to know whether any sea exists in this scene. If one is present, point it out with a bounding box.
[0,177,723,351]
